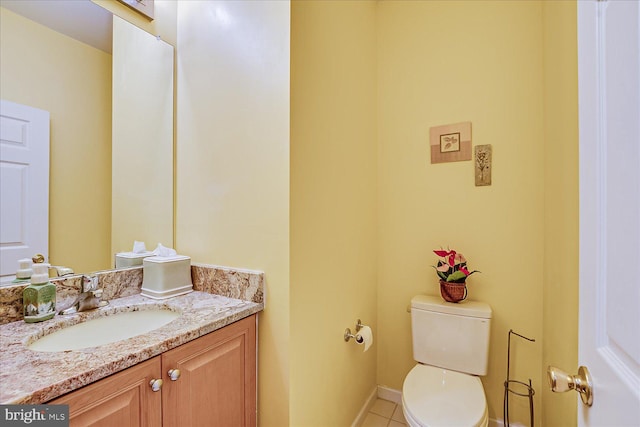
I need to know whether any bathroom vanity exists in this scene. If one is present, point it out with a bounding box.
[0,264,264,426]
[51,315,256,426]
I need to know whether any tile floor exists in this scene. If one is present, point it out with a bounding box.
[361,398,407,427]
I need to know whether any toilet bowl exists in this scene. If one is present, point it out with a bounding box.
[402,364,488,427]
[402,295,492,427]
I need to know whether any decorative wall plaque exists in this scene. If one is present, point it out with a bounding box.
[430,121,472,164]
[475,144,492,186]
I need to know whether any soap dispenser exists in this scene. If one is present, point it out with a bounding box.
[12,258,33,283]
[23,263,56,323]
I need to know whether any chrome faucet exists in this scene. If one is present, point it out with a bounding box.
[59,275,108,315]
[50,265,74,277]
[31,254,74,276]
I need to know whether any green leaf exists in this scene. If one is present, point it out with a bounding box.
[432,265,448,280]
[446,270,467,282]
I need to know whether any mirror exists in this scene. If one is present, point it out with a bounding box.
[111,14,174,261]
[0,0,174,276]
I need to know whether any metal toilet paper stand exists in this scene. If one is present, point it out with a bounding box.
[503,329,536,427]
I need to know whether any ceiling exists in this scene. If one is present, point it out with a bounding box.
[1,0,113,53]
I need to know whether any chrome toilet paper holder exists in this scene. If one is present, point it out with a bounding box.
[344,319,365,343]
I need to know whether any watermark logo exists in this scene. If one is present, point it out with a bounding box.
[1,405,68,426]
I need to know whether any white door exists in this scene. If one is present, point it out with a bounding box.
[0,100,50,284]
[578,0,640,425]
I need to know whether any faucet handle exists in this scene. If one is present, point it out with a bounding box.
[82,275,99,292]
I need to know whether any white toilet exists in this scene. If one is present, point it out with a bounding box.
[402,295,492,427]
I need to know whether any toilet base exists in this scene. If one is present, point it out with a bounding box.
[402,364,489,427]
[402,399,488,427]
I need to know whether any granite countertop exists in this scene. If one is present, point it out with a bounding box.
[0,291,262,404]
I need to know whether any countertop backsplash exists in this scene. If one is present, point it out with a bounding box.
[0,263,264,325]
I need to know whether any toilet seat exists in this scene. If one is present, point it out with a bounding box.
[402,364,488,427]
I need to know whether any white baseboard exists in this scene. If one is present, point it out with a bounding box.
[352,385,520,427]
[377,385,402,404]
[351,387,378,427]
[352,385,402,427]
[489,419,525,427]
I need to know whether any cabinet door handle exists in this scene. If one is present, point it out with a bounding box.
[168,369,181,381]
[149,378,163,392]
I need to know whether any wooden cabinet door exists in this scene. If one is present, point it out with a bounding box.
[50,357,162,427]
[162,315,256,427]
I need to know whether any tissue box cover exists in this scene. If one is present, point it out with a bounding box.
[141,255,193,299]
[115,251,154,268]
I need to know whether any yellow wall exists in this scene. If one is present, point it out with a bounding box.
[174,2,290,426]
[542,2,579,426]
[0,7,112,274]
[290,1,378,425]
[377,1,545,425]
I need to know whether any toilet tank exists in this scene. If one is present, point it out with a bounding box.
[411,295,492,375]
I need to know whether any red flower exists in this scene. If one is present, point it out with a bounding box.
[432,247,480,283]
[448,251,457,266]
[433,249,452,257]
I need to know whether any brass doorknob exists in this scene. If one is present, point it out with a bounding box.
[547,365,593,406]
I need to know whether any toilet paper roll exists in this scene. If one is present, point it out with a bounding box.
[356,326,373,352]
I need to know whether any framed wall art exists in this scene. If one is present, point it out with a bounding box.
[429,121,472,164]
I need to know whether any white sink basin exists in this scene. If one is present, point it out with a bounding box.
[28,309,180,352]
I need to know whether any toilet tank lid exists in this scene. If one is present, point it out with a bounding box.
[411,295,492,319]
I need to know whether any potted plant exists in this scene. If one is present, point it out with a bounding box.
[432,249,479,303]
